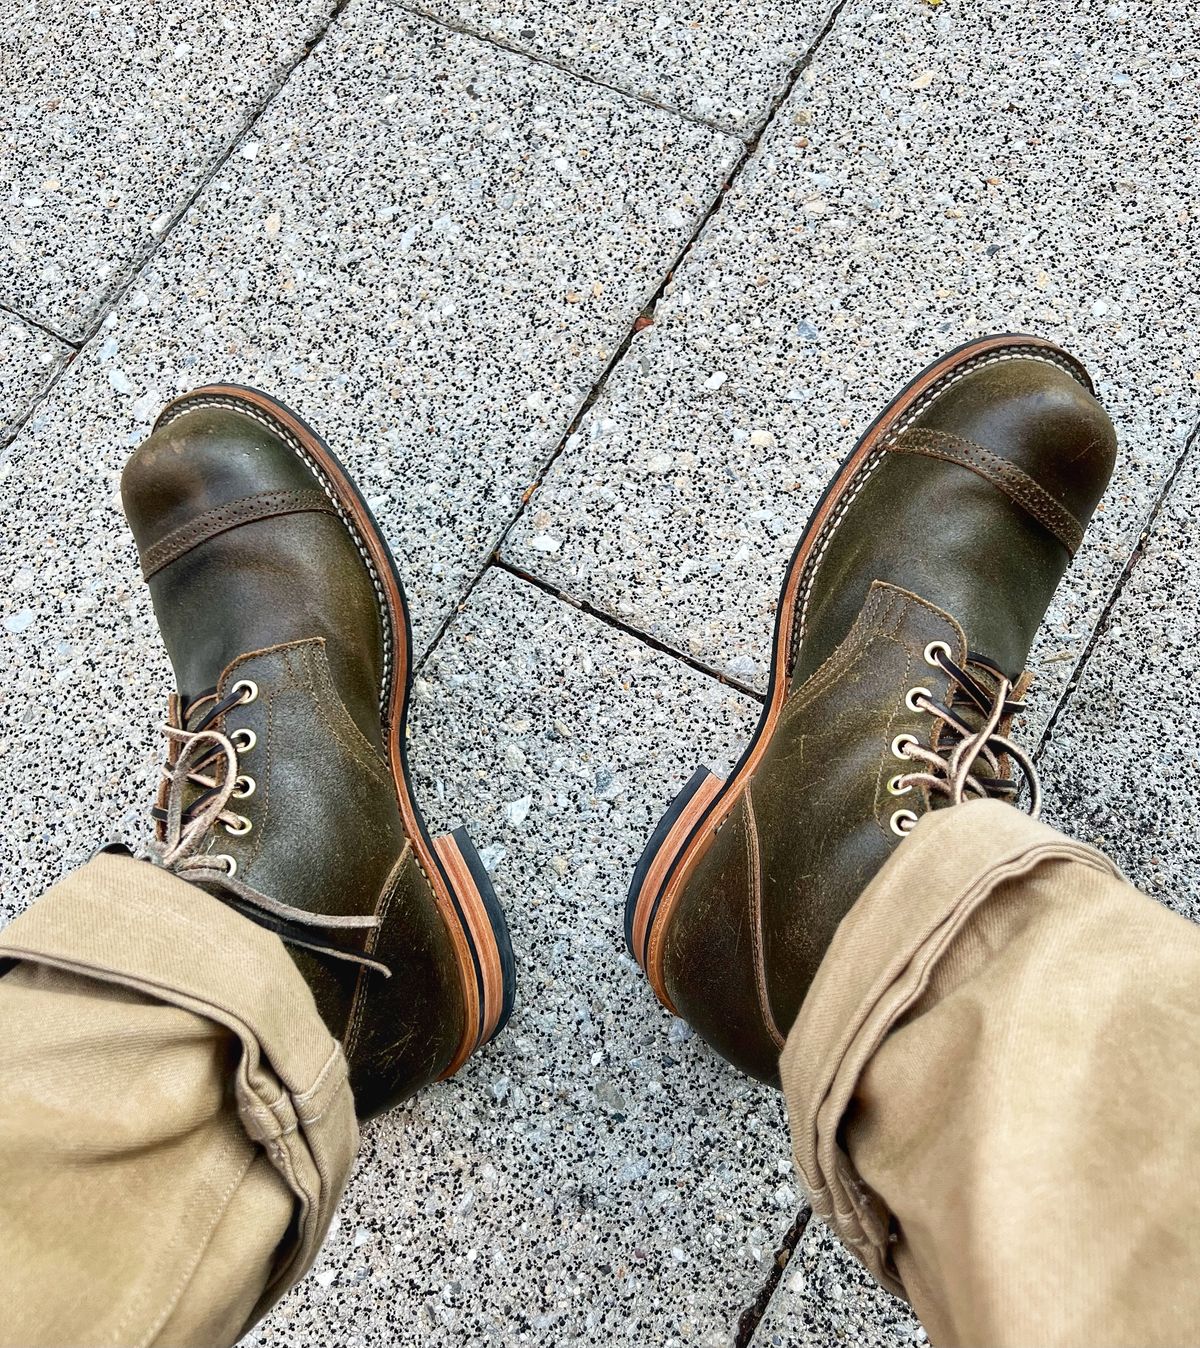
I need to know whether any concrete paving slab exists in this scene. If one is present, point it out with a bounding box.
[0,0,336,340]
[230,567,794,1346]
[0,313,69,441]
[1040,439,1200,916]
[754,1217,925,1347]
[0,0,742,905]
[1,0,1193,1342]
[505,0,1200,732]
[403,0,824,135]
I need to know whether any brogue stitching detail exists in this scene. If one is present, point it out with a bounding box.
[789,346,1089,672]
[891,428,1084,555]
[140,489,337,579]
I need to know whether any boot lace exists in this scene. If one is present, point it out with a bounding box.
[150,682,390,975]
[888,640,1041,836]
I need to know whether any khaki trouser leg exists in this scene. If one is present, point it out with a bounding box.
[782,798,1200,1348]
[0,853,359,1348]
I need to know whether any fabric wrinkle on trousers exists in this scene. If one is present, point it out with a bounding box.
[5,809,1200,1348]
[782,798,1200,1348]
[0,852,359,1348]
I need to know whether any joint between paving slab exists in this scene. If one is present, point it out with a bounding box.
[0,300,79,349]
[1036,410,1200,763]
[0,0,353,451]
[414,555,765,703]
[498,559,767,698]
[388,1,756,137]
[475,0,854,636]
[424,0,854,688]
[735,1204,813,1346]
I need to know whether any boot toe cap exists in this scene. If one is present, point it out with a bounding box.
[121,403,319,557]
[915,352,1118,527]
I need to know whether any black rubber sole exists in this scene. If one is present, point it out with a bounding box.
[624,766,711,957]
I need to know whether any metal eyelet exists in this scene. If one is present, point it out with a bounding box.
[890,809,919,837]
[887,774,913,797]
[232,775,256,799]
[231,728,257,753]
[223,815,253,837]
[905,685,932,712]
[231,679,259,704]
[891,733,919,759]
[213,853,238,877]
[923,640,952,668]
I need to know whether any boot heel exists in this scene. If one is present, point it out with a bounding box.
[433,828,516,1067]
[625,766,726,977]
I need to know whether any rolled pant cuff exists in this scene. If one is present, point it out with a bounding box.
[0,852,358,1313]
[778,799,1121,1300]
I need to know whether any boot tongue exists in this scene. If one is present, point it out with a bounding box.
[965,651,1007,682]
[962,652,1034,718]
[930,653,998,753]
[168,684,240,832]
[946,651,1013,727]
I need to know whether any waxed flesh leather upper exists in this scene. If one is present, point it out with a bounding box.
[663,353,1117,1082]
[122,405,465,1116]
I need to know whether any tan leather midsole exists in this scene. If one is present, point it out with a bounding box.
[630,771,724,974]
[434,833,505,1061]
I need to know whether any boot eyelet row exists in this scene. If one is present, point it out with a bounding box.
[890,808,919,837]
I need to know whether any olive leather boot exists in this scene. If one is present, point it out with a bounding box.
[121,386,515,1118]
[626,335,1116,1082]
